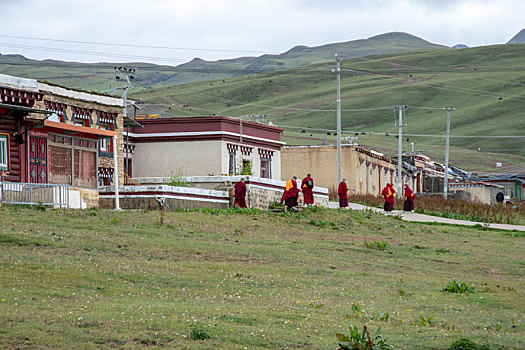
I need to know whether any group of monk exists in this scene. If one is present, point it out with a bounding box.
[280,174,315,209]
[338,179,416,212]
[233,175,416,213]
[233,174,316,210]
[380,183,415,212]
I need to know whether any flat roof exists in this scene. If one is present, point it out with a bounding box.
[0,103,51,115]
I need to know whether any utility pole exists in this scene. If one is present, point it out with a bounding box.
[443,107,455,200]
[113,66,135,210]
[336,54,342,184]
[397,106,403,194]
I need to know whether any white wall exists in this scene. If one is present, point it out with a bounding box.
[220,141,281,180]
[133,140,223,177]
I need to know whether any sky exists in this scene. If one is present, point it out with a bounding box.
[0,0,523,66]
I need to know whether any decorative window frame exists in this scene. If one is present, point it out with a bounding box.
[98,123,114,157]
[258,149,274,179]
[71,106,93,127]
[0,133,9,172]
[96,111,118,130]
[227,144,239,175]
[98,167,114,186]
[240,146,253,156]
[44,100,68,123]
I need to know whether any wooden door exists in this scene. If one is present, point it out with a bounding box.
[29,135,48,183]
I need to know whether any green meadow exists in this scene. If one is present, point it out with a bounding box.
[1,206,523,349]
[135,44,525,169]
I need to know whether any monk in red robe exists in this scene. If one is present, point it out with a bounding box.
[301,173,314,206]
[381,183,396,212]
[233,178,247,208]
[338,179,348,208]
[281,176,300,209]
[403,184,415,212]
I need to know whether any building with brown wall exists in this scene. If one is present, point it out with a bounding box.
[0,73,132,206]
[281,145,418,195]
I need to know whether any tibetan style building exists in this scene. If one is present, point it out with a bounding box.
[125,116,285,180]
[0,73,137,206]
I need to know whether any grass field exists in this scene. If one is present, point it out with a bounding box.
[1,206,523,349]
[133,44,525,171]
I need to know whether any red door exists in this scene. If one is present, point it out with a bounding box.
[29,135,48,183]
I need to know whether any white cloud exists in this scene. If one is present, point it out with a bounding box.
[0,0,523,64]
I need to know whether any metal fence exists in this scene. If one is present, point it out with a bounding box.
[0,182,69,208]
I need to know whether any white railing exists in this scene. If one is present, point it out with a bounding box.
[0,182,69,208]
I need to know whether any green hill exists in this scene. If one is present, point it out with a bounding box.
[0,32,446,91]
[132,44,525,172]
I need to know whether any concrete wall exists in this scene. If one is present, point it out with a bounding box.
[130,175,330,210]
[133,140,222,177]
[281,145,402,196]
[99,184,229,210]
[450,185,501,205]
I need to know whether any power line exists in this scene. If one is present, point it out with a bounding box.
[0,34,275,54]
[0,42,188,62]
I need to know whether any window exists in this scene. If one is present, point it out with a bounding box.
[258,148,274,179]
[0,134,9,171]
[44,101,67,123]
[99,123,113,156]
[227,144,239,175]
[228,152,236,175]
[260,158,271,178]
[48,134,97,188]
[359,160,363,182]
[372,166,376,186]
[71,106,93,127]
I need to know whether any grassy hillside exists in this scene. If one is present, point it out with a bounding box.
[0,32,446,92]
[0,206,523,349]
[133,44,525,172]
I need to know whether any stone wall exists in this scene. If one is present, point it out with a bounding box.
[132,175,330,210]
[71,187,99,208]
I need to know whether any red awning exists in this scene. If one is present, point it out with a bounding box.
[44,120,117,137]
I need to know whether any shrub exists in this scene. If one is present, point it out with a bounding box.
[190,324,211,340]
[449,338,492,350]
[364,239,389,251]
[336,323,392,350]
[163,168,188,187]
[442,281,474,294]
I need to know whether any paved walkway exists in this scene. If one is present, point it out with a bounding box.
[327,202,525,232]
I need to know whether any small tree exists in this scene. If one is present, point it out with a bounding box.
[237,159,252,176]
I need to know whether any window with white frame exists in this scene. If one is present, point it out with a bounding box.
[229,152,236,175]
[372,166,376,186]
[359,160,363,182]
[259,148,274,179]
[227,144,238,175]
[0,134,8,171]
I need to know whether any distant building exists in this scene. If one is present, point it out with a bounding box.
[281,145,418,195]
